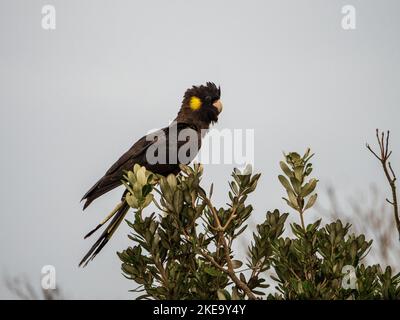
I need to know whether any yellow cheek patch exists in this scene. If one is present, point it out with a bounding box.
[189,96,202,110]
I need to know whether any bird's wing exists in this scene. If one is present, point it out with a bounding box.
[104,131,160,175]
[81,128,164,208]
[105,123,199,175]
[82,123,198,209]
[80,123,203,265]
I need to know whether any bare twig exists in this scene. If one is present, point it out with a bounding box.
[5,276,64,300]
[366,129,400,241]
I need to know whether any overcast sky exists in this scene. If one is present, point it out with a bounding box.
[1,0,399,299]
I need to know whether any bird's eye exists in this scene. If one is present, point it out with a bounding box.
[205,96,212,103]
[189,96,202,110]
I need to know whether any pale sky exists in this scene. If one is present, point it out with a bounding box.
[1,0,399,299]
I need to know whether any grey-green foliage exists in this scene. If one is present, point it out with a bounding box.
[118,151,400,300]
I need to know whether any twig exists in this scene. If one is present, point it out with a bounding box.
[204,198,223,231]
[299,209,306,230]
[222,206,238,231]
[366,129,400,241]
[201,197,257,299]
[220,235,257,299]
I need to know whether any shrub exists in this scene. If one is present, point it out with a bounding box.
[117,148,400,300]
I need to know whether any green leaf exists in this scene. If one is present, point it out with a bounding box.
[294,166,304,182]
[230,181,239,195]
[231,260,243,269]
[280,161,293,177]
[167,174,177,190]
[204,267,220,276]
[283,197,299,210]
[252,290,266,296]
[137,166,147,185]
[142,184,152,197]
[235,225,248,238]
[142,194,154,208]
[127,171,135,184]
[304,193,318,210]
[126,193,138,208]
[287,190,298,209]
[290,176,301,195]
[301,179,318,197]
[173,190,183,213]
[278,175,294,194]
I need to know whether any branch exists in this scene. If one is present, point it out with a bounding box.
[367,129,400,241]
[201,196,257,299]
[220,236,257,299]
[222,206,238,231]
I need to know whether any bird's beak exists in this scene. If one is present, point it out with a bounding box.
[213,100,223,113]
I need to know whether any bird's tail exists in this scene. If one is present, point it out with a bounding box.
[81,179,120,210]
[79,200,130,267]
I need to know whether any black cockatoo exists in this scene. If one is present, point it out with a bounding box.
[79,82,222,266]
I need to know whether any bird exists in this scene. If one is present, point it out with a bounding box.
[79,82,223,266]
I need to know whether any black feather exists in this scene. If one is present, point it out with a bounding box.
[79,201,130,267]
[79,82,222,266]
